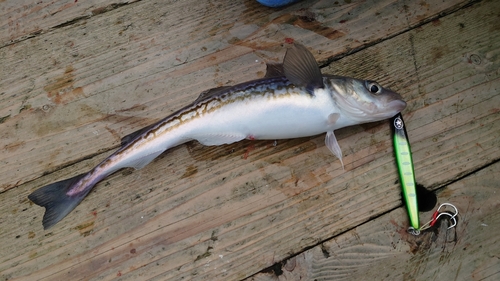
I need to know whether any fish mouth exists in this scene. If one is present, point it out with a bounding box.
[349,98,406,121]
[386,99,407,113]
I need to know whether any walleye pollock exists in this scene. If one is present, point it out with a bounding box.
[28,44,406,229]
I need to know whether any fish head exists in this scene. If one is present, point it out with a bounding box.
[326,76,406,123]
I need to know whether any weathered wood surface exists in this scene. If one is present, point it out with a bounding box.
[1,0,498,280]
[0,0,479,192]
[0,0,140,48]
[248,161,500,281]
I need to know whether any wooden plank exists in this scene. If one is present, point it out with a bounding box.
[248,1,500,279]
[247,161,500,281]
[0,0,138,47]
[0,0,476,192]
[1,0,497,281]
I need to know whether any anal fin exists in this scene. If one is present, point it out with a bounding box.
[127,150,165,170]
[325,131,344,169]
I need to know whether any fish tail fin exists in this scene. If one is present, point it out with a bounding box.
[28,173,90,229]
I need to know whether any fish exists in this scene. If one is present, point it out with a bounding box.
[28,43,406,229]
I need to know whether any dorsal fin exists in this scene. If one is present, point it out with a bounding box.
[194,86,231,103]
[264,63,285,78]
[120,123,156,146]
[283,43,324,94]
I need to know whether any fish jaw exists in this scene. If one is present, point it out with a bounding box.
[325,76,406,125]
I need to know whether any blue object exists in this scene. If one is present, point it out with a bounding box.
[257,0,302,8]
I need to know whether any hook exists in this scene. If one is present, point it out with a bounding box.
[436,203,459,218]
[433,212,457,229]
[417,203,459,232]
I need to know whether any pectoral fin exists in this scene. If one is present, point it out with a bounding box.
[325,131,344,169]
[328,113,340,124]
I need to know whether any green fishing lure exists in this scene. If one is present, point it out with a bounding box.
[392,113,419,231]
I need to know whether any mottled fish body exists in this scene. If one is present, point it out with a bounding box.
[29,44,406,229]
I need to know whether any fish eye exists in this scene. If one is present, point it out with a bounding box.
[365,81,382,94]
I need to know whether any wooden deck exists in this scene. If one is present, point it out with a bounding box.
[0,0,498,280]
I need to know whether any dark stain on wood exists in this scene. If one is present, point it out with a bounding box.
[194,246,213,262]
[0,114,10,124]
[181,164,198,179]
[74,220,95,237]
[320,243,330,258]
[44,65,85,105]
[115,103,148,113]
[429,45,450,64]
[4,140,25,152]
[104,125,122,143]
[261,260,284,276]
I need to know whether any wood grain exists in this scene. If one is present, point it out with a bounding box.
[0,0,477,192]
[0,0,497,280]
[248,161,500,281]
[0,0,139,47]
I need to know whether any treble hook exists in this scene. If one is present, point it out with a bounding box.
[413,203,459,233]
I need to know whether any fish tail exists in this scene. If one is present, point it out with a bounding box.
[28,173,91,229]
